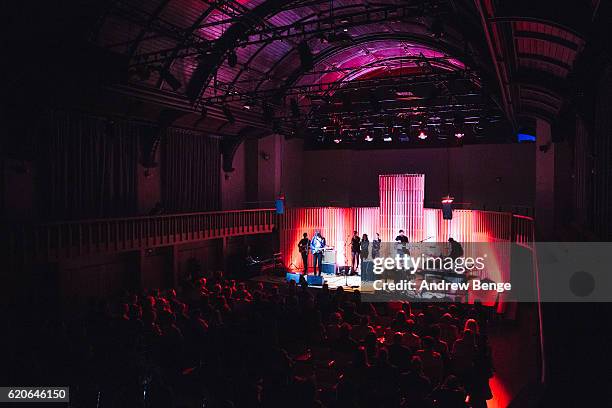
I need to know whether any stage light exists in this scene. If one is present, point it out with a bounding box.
[441,195,454,204]
[418,130,428,140]
[333,137,342,144]
[365,134,374,142]
[383,135,393,142]
[454,132,465,139]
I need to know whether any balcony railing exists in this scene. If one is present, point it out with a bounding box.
[8,209,277,262]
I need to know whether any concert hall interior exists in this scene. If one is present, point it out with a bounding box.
[3,1,612,407]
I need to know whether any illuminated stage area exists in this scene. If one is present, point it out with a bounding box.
[280,174,534,302]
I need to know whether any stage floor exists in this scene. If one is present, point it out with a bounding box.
[250,272,497,304]
[250,272,364,292]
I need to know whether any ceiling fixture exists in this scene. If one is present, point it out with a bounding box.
[297,40,314,70]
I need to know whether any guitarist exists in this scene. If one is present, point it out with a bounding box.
[298,233,310,274]
[310,230,326,276]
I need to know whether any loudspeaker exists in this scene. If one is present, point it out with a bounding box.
[307,275,324,286]
[442,203,453,220]
[322,250,336,264]
[286,272,301,284]
[297,40,313,70]
[321,263,336,275]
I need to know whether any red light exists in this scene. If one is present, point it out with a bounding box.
[418,130,428,139]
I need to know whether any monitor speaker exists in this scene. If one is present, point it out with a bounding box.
[286,272,301,284]
[321,263,336,275]
[307,275,324,286]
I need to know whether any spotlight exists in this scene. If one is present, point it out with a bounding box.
[383,135,392,142]
[418,130,428,140]
[454,132,465,139]
[227,50,238,67]
[364,134,374,142]
[333,137,342,144]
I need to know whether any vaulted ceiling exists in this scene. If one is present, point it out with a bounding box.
[7,1,608,148]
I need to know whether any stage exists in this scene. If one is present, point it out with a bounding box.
[250,272,364,292]
[250,271,500,304]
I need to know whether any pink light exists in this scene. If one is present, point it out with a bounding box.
[454,132,465,139]
[418,130,428,140]
[333,138,342,144]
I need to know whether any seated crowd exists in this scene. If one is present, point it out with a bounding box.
[8,271,495,407]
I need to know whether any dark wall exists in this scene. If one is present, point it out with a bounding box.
[2,109,222,222]
[299,143,535,210]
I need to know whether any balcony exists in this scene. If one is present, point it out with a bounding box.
[8,209,277,262]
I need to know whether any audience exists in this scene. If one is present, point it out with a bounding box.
[7,270,496,407]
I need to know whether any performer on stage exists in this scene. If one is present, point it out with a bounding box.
[395,229,409,255]
[350,231,361,272]
[372,232,382,259]
[310,230,326,276]
[360,234,370,262]
[298,233,310,274]
[448,237,464,260]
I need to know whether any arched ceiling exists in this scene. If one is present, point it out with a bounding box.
[89,0,604,144]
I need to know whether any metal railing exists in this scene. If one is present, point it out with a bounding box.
[8,209,277,262]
